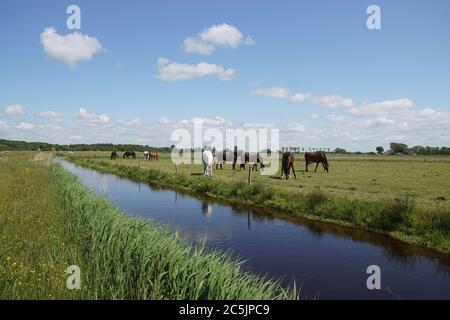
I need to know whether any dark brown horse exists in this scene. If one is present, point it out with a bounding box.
[305,152,329,172]
[236,152,265,171]
[123,150,136,159]
[110,150,119,160]
[281,152,296,179]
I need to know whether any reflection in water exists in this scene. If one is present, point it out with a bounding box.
[59,159,450,299]
[201,201,213,218]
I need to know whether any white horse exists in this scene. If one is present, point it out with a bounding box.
[202,150,213,176]
[143,150,149,161]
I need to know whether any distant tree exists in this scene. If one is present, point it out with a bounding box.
[376,146,384,154]
[334,147,347,154]
[390,142,408,154]
[170,144,175,150]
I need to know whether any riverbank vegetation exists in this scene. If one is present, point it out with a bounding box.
[64,153,450,253]
[0,154,296,299]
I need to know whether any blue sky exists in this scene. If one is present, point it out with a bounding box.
[1,0,450,151]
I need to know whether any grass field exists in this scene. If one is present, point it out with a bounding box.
[65,151,450,206]
[0,152,296,299]
[61,151,450,253]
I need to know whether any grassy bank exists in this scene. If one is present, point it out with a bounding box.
[66,156,450,253]
[0,156,296,299]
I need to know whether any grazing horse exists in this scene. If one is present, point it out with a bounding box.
[123,150,136,159]
[305,152,329,172]
[281,152,296,179]
[214,151,234,170]
[110,151,119,160]
[202,150,214,176]
[148,151,158,161]
[144,151,149,160]
[235,152,265,171]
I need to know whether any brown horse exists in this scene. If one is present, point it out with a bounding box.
[281,152,296,179]
[236,152,265,171]
[214,151,234,170]
[148,151,158,161]
[305,152,329,172]
[110,150,119,160]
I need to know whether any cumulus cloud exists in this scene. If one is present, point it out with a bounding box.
[156,57,235,81]
[40,27,103,67]
[349,98,414,115]
[252,87,290,98]
[158,117,171,124]
[289,93,311,103]
[74,108,110,124]
[16,122,35,130]
[0,120,9,129]
[180,116,227,126]
[309,113,320,120]
[183,23,254,55]
[2,103,450,152]
[4,104,25,115]
[38,110,62,120]
[252,87,354,108]
[310,95,354,108]
[118,117,141,126]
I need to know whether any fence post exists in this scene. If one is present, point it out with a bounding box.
[175,164,178,175]
[248,164,252,184]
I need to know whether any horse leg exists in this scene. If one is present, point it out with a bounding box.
[291,164,297,178]
[315,162,319,172]
[305,161,309,172]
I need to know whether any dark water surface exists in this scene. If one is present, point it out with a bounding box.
[59,159,450,299]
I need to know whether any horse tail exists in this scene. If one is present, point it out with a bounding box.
[322,152,328,166]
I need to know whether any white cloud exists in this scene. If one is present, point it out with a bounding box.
[2,104,450,152]
[4,104,25,115]
[118,117,141,126]
[158,117,171,124]
[156,57,235,81]
[309,113,320,120]
[0,120,9,129]
[349,98,414,115]
[180,116,227,126]
[252,87,354,108]
[16,122,35,130]
[252,87,290,98]
[310,95,354,108]
[289,93,311,103]
[74,108,110,124]
[38,110,61,119]
[69,135,82,141]
[183,23,254,55]
[327,114,352,124]
[40,27,103,67]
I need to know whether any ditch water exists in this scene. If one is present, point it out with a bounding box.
[59,159,450,299]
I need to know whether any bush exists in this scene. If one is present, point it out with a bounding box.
[376,196,415,231]
[418,209,450,233]
[305,188,328,213]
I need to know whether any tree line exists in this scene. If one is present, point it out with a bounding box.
[375,143,450,155]
[0,139,171,153]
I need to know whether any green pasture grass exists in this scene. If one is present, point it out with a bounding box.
[61,151,450,207]
[0,154,296,299]
[62,151,450,253]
